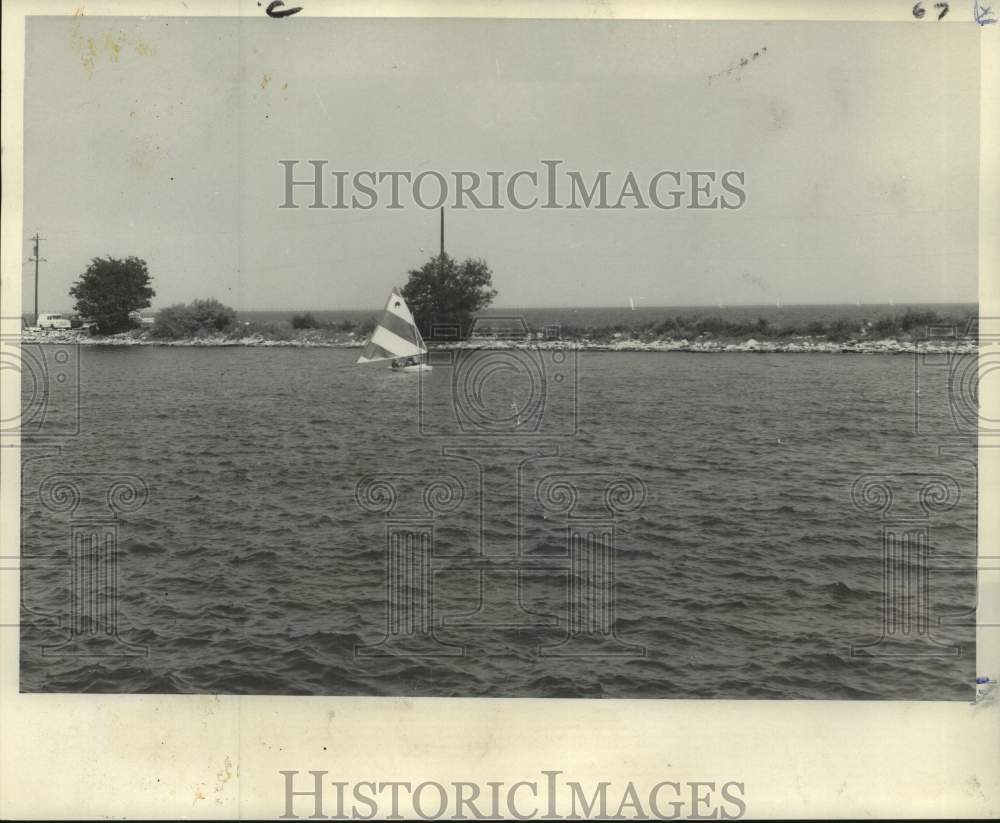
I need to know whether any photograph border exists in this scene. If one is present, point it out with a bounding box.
[1,0,997,818]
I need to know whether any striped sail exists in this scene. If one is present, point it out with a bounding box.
[357,289,427,364]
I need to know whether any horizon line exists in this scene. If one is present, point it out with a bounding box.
[235,300,979,313]
[37,299,980,315]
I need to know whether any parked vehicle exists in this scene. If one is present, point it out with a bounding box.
[36,313,72,330]
[129,311,156,327]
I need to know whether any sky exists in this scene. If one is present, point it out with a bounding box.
[23,17,980,312]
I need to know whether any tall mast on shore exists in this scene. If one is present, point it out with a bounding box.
[26,232,46,325]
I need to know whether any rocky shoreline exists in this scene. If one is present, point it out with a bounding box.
[18,328,977,354]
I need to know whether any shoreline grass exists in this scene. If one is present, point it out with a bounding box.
[20,307,978,354]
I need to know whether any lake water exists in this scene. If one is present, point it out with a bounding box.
[20,346,977,698]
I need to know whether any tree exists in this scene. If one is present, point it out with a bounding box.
[400,254,498,340]
[151,299,237,339]
[69,256,155,334]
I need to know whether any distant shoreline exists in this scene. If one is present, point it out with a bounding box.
[19,328,977,355]
[19,304,977,356]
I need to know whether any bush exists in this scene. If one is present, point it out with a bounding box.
[226,320,295,341]
[869,315,900,339]
[899,309,942,333]
[291,312,319,329]
[825,318,859,342]
[151,299,238,339]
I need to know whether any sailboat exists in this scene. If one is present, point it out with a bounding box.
[629,295,636,311]
[356,288,432,372]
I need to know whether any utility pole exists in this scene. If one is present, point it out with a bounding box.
[26,233,46,326]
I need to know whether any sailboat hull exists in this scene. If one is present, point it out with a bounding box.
[394,364,432,372]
